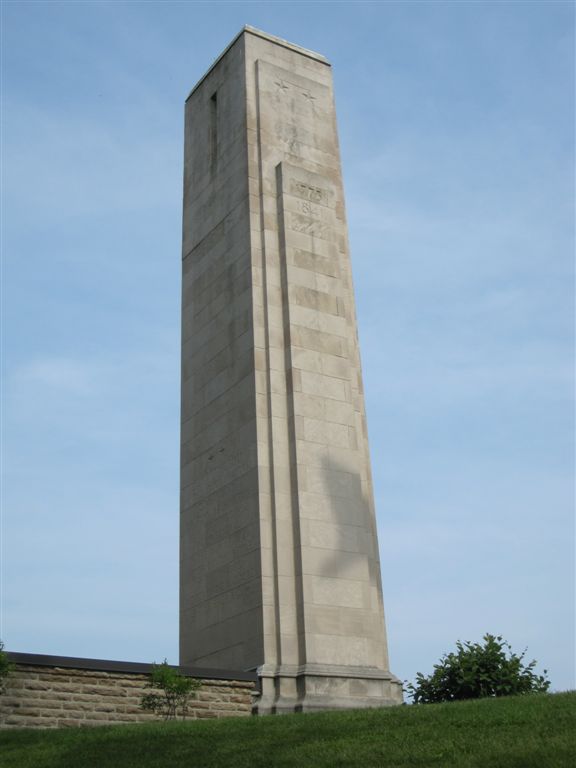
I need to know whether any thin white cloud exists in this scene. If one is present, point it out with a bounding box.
[12,357,102,396]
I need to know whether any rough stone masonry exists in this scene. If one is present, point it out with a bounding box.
[180,26,403,713]
[0,654,256,728]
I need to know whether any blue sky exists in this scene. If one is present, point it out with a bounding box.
[2,1,574,691]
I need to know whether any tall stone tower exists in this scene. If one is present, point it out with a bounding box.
[180,26,402,712]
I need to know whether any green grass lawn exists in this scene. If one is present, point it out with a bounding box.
[1,692,574,768]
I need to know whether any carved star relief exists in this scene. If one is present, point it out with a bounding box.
[275,80,289,92]
[301,90,316,101]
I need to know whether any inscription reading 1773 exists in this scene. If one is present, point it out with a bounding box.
[290,180,324,203]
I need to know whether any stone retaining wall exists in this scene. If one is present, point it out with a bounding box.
[0,654,257,729]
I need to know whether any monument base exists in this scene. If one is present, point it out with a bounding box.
[253,664,403,714]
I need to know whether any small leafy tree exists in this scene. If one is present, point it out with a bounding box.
[141,659,201,720]
[406,634,550,704]
[0,641,13,695]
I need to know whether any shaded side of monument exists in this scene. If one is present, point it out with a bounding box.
[180,26,403,713]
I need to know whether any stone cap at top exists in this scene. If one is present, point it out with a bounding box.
[186,25,331,101]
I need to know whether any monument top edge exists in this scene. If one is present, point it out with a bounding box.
[186,25,331,102]
[243,26,330,65]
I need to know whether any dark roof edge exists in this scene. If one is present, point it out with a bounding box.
[7,652,258,682]
[186,25,330,102]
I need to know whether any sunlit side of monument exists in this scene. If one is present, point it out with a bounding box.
[180,26,402,713]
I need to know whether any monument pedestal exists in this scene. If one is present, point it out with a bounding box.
[255,664,403,714]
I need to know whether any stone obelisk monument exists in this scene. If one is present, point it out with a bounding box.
[180,26,402,712]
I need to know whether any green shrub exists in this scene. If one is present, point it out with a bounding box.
[141,659,201,720]
[0,641,13,695]
[407,633,550,703]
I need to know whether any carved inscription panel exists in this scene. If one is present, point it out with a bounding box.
[277,162,338,250]
[291,180,324,203]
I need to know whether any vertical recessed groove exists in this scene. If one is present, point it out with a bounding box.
[275,162,307,667]
[209,92,218,175]
[254,61,282,675]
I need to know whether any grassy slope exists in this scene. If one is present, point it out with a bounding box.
[1,692,574,768]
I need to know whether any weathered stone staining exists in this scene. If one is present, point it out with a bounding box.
[180,26,402,712]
